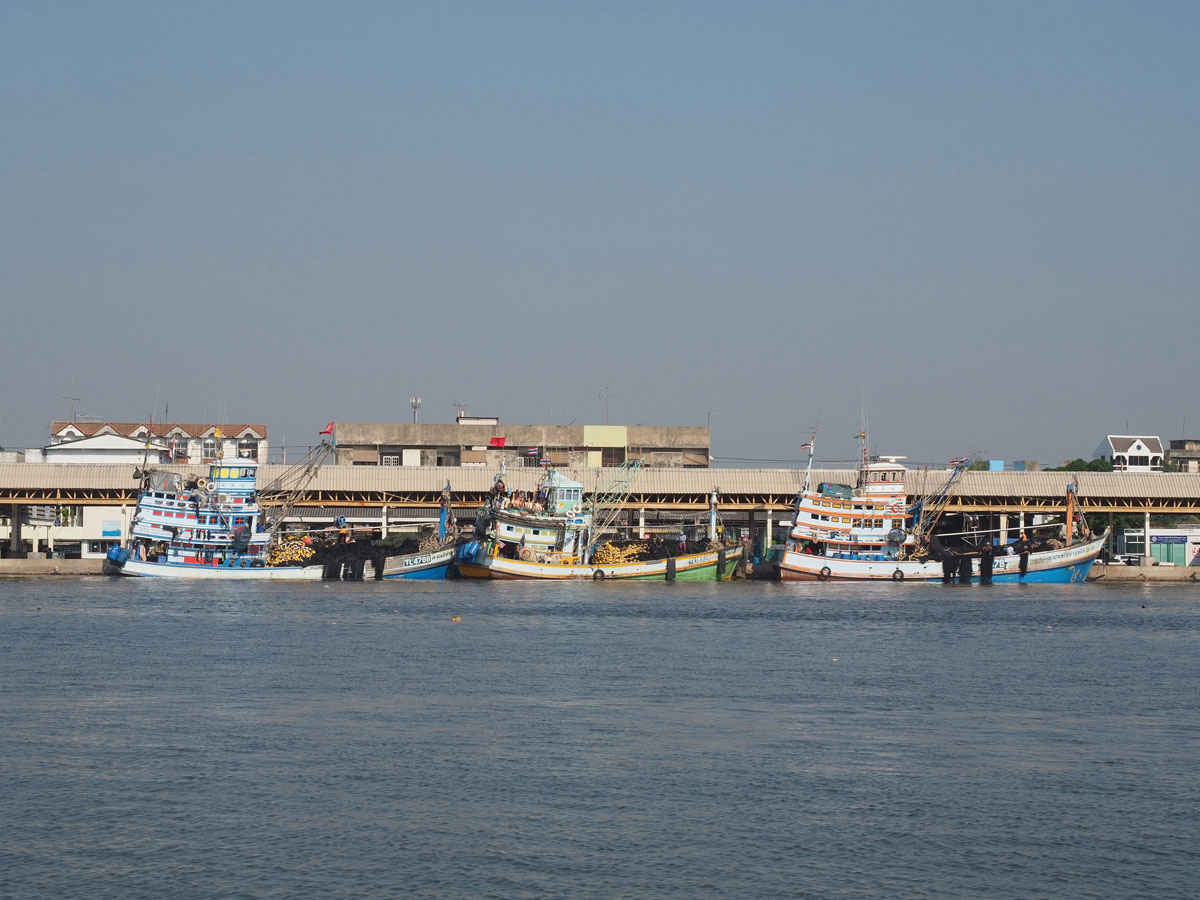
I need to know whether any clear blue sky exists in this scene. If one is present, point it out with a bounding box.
[2,1,1197,467]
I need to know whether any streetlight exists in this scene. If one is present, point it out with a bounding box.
[409,396,422,424]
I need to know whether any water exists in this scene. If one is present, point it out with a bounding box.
[1,578,1198,899]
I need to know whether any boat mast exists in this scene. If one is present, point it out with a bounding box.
[586,457,644,554]
[257,439,337,547]
[801,432,816,494]
[910,456,970,550]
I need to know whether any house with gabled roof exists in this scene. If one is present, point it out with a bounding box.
[1093,435,1164,472]
[49,422,268,464]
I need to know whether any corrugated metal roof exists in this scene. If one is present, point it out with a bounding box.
[1,463,1198,501]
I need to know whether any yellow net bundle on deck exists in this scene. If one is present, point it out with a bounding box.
[268,539,316,567]
[591,542,648,565]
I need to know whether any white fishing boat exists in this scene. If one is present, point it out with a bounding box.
[105,443,334,580]
[776,437,1106,583]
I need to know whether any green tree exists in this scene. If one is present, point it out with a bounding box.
[1049,458,1113,472]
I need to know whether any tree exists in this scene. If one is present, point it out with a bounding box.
[1049,458,1112,472]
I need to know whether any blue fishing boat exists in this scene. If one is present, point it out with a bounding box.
[378,483,457,579]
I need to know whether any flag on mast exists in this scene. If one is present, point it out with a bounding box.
[320,422,335,435]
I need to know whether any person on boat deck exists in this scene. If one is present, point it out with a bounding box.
[679,530,687,553]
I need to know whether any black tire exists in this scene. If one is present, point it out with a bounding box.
[892,569,904,582]
[818,566,831,581]
[593,569,605,581]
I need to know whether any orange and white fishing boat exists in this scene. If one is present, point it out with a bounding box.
[776,436,1105,583]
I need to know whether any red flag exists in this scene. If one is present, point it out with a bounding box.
[320,422,334,435]
[489,436,506,447]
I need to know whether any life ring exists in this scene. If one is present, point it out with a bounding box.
[892,569,904,582]
[205,482,217,494]
[240,559,247,567]
[196,478,208,489]
[817,566,831,581]
[593,569,605,581]
[519,548,535,561]
[889,500,904,515]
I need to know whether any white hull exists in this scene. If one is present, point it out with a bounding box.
[778,532,1107,583]
[111,558,324,580]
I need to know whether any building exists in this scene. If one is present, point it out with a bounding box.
[30,433,172,464]
[1167,439,1200,473]
[332,420,710,468]
[1093,435,1164,472]
[50,422,268,463]
[1115,525,1200,566]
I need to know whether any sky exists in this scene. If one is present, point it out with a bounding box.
[2,1,1197,468]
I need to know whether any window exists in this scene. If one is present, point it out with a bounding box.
[1151,540,1185,565]
[237,439,258,460]
[202,439,217,460]
[601,447,625,467]
[381,455,400,466]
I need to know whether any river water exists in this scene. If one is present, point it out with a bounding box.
[1,578,1198,899]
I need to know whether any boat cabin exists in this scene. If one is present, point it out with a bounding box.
[859,457,907,499]
[208,457,259,498]
[543,470,584,516]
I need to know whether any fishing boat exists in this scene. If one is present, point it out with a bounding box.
[454,464,743,581]
[776,437,1106,583]
[104,444,334,580]
[378,484,458,579]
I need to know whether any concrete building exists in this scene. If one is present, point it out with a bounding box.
[1167,439,1200,473]
[1093,435,1164,472]
[332,420,711,469]
[51,422,268,463]
[1115,525,1200,566]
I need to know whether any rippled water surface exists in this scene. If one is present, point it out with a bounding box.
[2,578,1198,898]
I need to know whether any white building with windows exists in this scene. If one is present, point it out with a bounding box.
[50,422,268,463]
[1093,435,1164,472]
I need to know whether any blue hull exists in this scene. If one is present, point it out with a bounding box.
[378,547,455,580]
[989,559,1095,584]
[381,563,451,580]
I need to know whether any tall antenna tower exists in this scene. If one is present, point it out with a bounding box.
[62,394,82,421]
[599,385,613,424]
